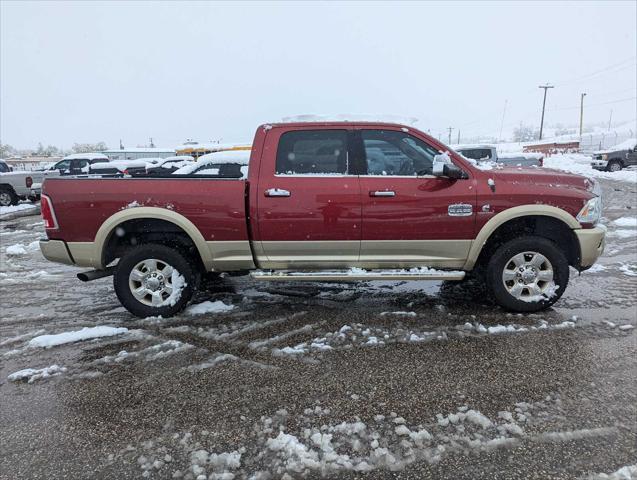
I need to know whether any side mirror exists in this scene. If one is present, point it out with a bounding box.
[442,163,466,179]
[433,153,466,179]
[432,153,451,176]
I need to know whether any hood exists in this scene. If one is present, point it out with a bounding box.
[488,166,595,193]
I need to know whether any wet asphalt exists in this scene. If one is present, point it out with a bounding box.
[0,178,636,480]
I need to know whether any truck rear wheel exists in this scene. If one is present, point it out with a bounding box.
[486,236,569,312]
[114,244,198,318]
[0,186,19,207]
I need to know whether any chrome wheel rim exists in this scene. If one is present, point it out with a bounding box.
[502,251,554,301]
[609,162,621,172]
[128,258,176,307]
[0,192,12,206]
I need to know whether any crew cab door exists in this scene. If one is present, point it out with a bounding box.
[255,127,361,269]
[355,128,476,269]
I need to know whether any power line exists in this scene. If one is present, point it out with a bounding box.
[548,96,636,112]
[553,57,636,87]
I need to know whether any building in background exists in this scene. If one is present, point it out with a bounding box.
[102,147,175,161]
[175,141,251,159]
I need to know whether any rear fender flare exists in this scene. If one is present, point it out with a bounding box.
[464,205,580,270]
[95,207,214,270]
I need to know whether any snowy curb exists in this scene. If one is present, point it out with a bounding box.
[0,204,40,222]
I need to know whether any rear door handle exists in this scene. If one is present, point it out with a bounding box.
[265,188,291,197]
[370,190,395,197]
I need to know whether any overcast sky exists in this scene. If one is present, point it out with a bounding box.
[1,0,635,149]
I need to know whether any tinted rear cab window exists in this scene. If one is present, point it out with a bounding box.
[276,130,348,175]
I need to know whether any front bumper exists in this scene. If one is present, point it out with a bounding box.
[39,239,75,266]
[575,226,606,268]
[591,160,608,171]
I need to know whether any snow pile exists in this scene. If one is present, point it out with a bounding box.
[619,263,637,277]
[4,241,39,256]
[8,364,66,383]
[28,326,128,348]
[543,154,637,183]
[185,300,234,316]
[613,217,637,228]
[94,340,194,365]
[0,203,38,215]
[587,464,637,480]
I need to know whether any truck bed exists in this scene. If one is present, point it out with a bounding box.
[42,177,250,243]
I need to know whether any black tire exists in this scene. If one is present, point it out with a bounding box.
[486,236,569,313]
[0,186,19,207]
[113,243,198,318]
[607,160,622,172]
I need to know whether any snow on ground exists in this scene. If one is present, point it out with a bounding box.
[0,203,38,215]
[619,263,637,277]
[4,240,40,256]
[109,392,620,479]
[93,339,195,365]
[8,365,66,383]
[269,316,627,359]
[588,464,637,480]
[185,300,235,315]
[28,326,129,348]
[543,154,637,183]
[613,217,637,228]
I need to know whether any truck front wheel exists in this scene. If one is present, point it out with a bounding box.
[607,160,622,172]
[114,244,198,318]
[486,236,569,312]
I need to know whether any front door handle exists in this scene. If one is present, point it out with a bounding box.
[370,190,395,197]
[265,188,291,197]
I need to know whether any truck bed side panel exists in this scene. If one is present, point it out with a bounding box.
[43,178,249,243]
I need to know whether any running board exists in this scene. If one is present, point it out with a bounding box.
[250,269,466,282]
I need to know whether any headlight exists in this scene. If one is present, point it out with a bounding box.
[576,196,602,225]
[601,154,608,160]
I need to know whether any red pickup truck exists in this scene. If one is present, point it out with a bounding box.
[39,122,605,317]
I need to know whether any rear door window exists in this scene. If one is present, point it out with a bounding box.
[276,130,349,175]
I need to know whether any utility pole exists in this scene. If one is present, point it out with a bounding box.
[608,109,613,131]
[578,93,586,138]
[457,130,460,144]
[447,127,454,145]
[538,84,554,140]
[498,99,508,142]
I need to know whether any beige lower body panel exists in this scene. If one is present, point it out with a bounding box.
[256,240,360,269]
[359,240,472,269]
[255,239,471,270]
[67,242,102,268]
[39,239,75,266]
[575,227,606,268]
[207,241,255,270]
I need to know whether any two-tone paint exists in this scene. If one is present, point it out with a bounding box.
[40,122,605,274]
